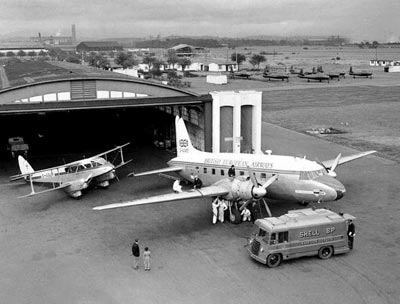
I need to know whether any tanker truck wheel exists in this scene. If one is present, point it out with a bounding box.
[266,253,282,268]
[318,246,333,259]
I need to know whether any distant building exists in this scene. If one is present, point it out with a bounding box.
[159,60,237,72]
[370,59,395,66]
[30,24,76,46]
[169,44,205,57]
[0,43,47,56]
[76,41,123,53]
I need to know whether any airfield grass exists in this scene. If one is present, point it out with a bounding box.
[262,86,400,162]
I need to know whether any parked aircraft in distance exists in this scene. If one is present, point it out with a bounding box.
[94,116,375,222]
[349,66,372,78]
[263,65,289,81]
[230,71,252,79]
[327,72,346,81]
[298,69,331,82]
[263,71,289,81]
[10,143,131,198]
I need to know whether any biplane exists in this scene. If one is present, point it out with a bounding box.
[10,143,131,198]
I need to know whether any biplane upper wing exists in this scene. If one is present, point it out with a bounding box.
[93,185,229,210]
[84,142,131,164]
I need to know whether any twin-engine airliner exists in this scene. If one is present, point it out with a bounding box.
[94,117,375,218]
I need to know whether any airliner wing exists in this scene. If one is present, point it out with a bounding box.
[93,185,229,210]
[128,166,184,177]
[322,150,376,169]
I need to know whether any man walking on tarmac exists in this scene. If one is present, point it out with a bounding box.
[132,239,140,269]
[212,197,221,224]
[347,220,355,249]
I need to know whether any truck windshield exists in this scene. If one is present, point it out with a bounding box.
[258,228,269,242]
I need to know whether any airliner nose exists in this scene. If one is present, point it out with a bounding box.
[335,189,345,200]
[315,175,346,201]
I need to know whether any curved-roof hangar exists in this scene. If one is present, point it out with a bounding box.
[0,76,211,114]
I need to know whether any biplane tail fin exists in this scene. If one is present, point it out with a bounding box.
[175,116,200,157]
[18,155,34,175]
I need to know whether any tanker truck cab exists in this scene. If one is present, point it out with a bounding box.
[248,208,356,267]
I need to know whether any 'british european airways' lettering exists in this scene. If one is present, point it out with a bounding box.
[204,158,273,169]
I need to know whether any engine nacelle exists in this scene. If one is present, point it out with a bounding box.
[216,177,267,201]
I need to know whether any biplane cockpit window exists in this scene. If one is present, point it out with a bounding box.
[91,161,102,167]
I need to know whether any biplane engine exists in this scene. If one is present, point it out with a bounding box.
[66,178,90,198]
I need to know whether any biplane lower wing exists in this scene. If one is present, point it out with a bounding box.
[19,182,71,198]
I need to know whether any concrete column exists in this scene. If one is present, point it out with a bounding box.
[210,91,262,153]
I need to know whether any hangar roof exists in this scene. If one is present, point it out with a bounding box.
[0,60,209,114]
[1,60,136,89]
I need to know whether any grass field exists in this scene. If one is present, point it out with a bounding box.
[261,86,400,162]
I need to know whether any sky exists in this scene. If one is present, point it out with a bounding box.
[0,0,399,42]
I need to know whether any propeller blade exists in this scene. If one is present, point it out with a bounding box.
[262,199,272,217]
[330,153,342,172]
[246,163,258,186]
[262,174,278,189]
[239,199,253,211]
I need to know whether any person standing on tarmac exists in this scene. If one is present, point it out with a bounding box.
[241,207,251,222]
[347,220,355,249]
[143,247,151,271]
[218,199,228,223]
[212,197,221,224]
[132,239,140,269]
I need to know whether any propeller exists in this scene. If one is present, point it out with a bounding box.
[239,165,278,216]
[316,153,341,178]
[329,153,341,175]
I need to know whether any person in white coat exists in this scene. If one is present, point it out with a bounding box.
[172,179,182,193]
[241,207,251,222]
[218,199,228,223]
[212,197,221,224]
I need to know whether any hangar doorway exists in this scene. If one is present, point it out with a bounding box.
[0,107,203,161]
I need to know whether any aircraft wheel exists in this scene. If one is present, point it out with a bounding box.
[229,208,241,225]
[266,253,282,268]
[318,246,333,259]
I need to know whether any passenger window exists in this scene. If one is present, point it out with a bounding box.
[212,169,215,175]
[261,173,266,179]
[203,168,207,174]
[221,169,224,176]
[270,233,277,245]
[240,171,244,176]
[278,231,289,243]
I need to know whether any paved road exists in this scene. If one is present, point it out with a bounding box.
[0,120,398,304]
